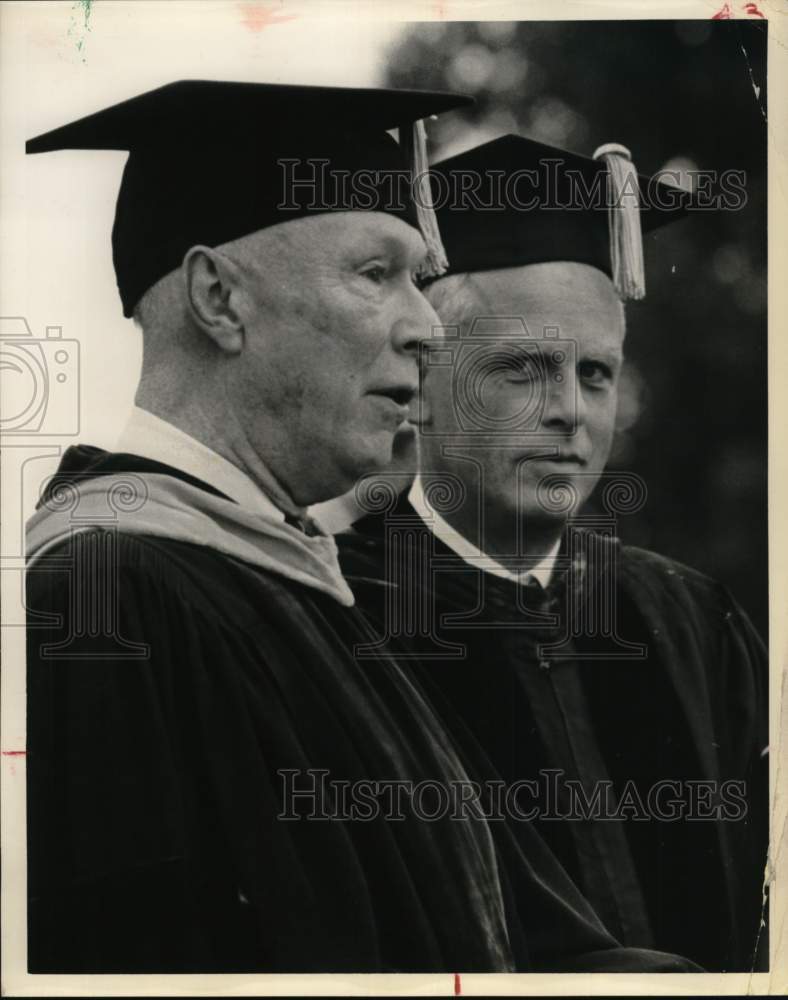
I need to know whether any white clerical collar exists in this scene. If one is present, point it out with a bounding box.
[408,475,560,589]
[116,406,287,522]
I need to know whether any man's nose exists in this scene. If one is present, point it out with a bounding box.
[390,283,440,354]
[540,365,580,432]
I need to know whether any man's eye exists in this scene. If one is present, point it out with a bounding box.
[362,265,386,284]
[579,361,612,386]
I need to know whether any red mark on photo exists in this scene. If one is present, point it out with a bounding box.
[2,750,26,777]
[237,2,297,32]
[454,972,462,995]
[712,1,766,15]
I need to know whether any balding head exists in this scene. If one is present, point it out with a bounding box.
[132,223,291,354]
[418,260,627,541]
[131,210,438,507]
[424,261,625,338]
[131,225,294,431]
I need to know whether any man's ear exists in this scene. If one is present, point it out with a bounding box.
[182,245,245,355]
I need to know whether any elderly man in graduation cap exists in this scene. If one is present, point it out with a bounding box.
[339,135,769,973]
[24,84,707,975]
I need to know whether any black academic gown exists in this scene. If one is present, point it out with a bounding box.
[26,447,703,974]
[338,492,769,973]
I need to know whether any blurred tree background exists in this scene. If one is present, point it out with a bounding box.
[384,19,768,636]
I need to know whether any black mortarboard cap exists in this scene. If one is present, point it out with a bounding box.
[26,80,472,317]
[429,134,692,300]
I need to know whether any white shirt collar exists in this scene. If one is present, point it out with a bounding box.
[408,475,560,589]
[116,406,286,522]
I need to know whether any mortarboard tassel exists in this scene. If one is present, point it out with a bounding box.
[402,118,449,279]
[593,143,646,301]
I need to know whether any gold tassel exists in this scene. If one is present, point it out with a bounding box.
[402,118,449,279]
[593,143,645,301]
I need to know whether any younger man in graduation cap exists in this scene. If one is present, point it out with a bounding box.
[339,134,769,972]
[24,83,704,975]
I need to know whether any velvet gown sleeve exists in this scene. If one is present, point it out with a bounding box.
[26,533,291,972]
[27,529,510,973]
[616,550,770,970]
[712,588,770,970]
[27,529,702,973]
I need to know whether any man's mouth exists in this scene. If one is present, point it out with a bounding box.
[520,453,588,467]
[367,385,418,424]
[369,385,416,407]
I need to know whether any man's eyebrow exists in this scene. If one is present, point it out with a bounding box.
[580,346,623,367]
[508,341,623,367]
[352,229,425,265]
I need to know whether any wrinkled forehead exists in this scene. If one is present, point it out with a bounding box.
[223,210,427,268]
[473,262,623,331]
[426,261,626,359]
